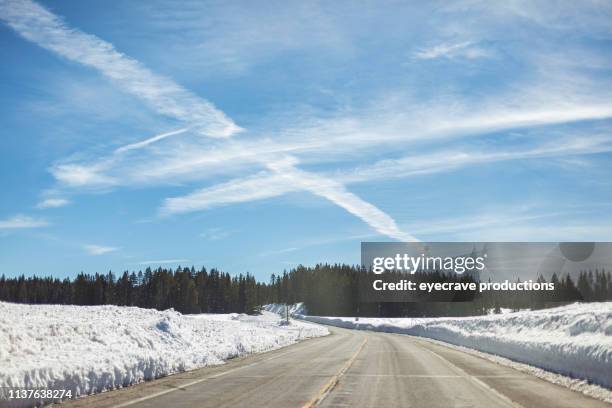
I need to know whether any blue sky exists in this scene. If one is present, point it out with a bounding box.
[1,0,612,280]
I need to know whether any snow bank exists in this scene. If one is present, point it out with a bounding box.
[0,302,328,405]
[300,302,612,389]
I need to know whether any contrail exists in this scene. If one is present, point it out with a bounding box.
[0,0,241,138]
[2,0,415,241]
[115,128,190,154]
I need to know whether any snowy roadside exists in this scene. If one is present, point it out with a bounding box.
[297,303,612,396]
[263,302,307,316]
[0,302,328,406]
[418,334,612,404]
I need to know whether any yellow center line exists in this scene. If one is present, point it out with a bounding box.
[302,337,368,408]
[112,337,325,408]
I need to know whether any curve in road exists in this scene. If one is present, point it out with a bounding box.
[60,326,610,408]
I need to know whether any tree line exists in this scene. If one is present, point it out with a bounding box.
[0,267,270,315]
[267,264,612,316]
[0,264,610,316]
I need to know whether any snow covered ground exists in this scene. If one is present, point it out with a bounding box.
[298,303,612,390]
[0,302,328,406]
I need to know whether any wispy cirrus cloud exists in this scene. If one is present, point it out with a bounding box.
[6,0,612,245]
[51,128,193,188]
[0,0,241,138]
[84,244,118,255]
[0,215,49,230]
[0,0,416,242]
[163,157,418,241]
[36,198,70,209]
[0,0,414,242]
[51,162,117,188]
[46,82,612,241]
[162,172,291,214]
[414,41,491,60]
[160,133,612,217]
[340,134,612,183]
[47,96,612,191]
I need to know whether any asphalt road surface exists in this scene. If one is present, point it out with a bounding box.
[61,325,610,408]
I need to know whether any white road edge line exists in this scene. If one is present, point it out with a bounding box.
[342,374,525,378]
[422,346,524,408]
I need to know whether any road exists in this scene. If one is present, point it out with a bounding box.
[61,325,610,408]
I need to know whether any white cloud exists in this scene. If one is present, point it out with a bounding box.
[0,0,411,241]
[340,134,612,183]
[161,172,292,214]
[164,157,418,242]
[160,134,612,213]
[48,99,612,192]
[414,41,491,60]
[431,105,612,136]
[51,163,117,188]
[0,0,241,138]
[0,215,49,229]
[84,244,117,255]
[10,0,612,243]
[36,198,70,209]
